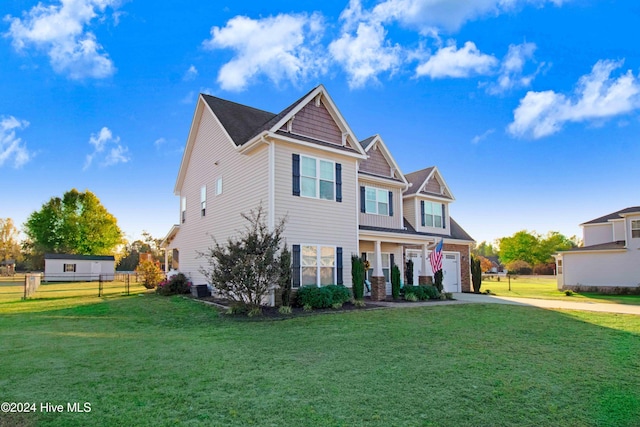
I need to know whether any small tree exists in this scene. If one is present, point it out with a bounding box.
[405,259,414,285]
[471,255,482,293]
[351,255,365,300]
[391,264,401,300]
[137,260,164,289]
[279,244,292,307]
[199,205,286,311]
[433,270,443,292]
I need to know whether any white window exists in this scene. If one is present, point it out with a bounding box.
[366,252,390,284]
[181,197,186,223]
[300,156,334,200]
[557,259,563,274]
[216,178,223,195]
[63,263,76,272]
[301,245,336,286]
[632,220,640,238]
[423,201,443,228]
[365,187,389,215]
[200,186,206,217]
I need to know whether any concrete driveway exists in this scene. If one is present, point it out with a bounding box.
[451,292,640,315]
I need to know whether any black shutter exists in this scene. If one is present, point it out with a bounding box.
[360,186,365,213]
[336,163,342,202]
[336,247,343,285]
[390,253,395,268]
[388,191,394,216]
[292,245,301,288]
[442,203,446,228]
[421,201,425,226]
[292,154,300,196]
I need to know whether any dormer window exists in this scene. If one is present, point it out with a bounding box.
[421,201,445,228]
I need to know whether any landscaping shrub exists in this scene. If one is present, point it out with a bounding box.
[295,285,351,309]
[351,256,365,300]
[433,270,443,292]
[471,255,482,294]
[533,263,555,275]
[136,260,164,289]
[505,260,533,275]
[391,265,401,300]
[402,285,440,301]
[156,273,192,296]
[405,259,414,285]
[279,245,292,307]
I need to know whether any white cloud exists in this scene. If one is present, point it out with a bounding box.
[371,0,567,33]
[0,116,32,168]
[508,60,640,138]
[329,20,402,88]
[416,41,498,78]
[84,126,129,169]
[203,13,326,91]
[5,0,118,79]
[486,42,543,94]
[183,65,198,81]
[471,128,495,144]
[154,137,167,148]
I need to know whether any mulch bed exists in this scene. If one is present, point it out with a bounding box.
[192,296,389,320]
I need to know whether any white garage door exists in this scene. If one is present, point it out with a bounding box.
[442,253,460,293]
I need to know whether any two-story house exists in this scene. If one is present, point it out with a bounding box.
[555,207,640,291]
[162,85,474,302]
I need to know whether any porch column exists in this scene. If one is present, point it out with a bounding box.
[371,240,386,301]
[164,249,169,273]
[419,243,431,285]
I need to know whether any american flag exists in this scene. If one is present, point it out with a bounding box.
[429,239,444,273]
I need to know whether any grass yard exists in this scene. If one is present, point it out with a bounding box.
[1,294,640,426]
[482,275,640,305]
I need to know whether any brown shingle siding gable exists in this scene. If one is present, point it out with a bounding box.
[360,145,394,177]
[288,100,343,145]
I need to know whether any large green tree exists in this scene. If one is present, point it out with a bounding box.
[24,189,123,267]
[498,230,578,266]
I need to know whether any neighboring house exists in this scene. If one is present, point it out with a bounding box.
[555,207,640,291]
[44,254,115,282]
[0,259,16,275]
[163,85,474,302]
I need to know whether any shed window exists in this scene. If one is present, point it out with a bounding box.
[64,264,77,272]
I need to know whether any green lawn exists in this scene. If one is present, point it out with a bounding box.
[482,275,640,305]
[1,294,640,426]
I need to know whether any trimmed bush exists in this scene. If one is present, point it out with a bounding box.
[391,265,401,300]
[402,285,440,301]
[351,256,365,300]
[405,259,414,285]
[156,273,192,296]
[295,285,351,309]
[471,255,482,294]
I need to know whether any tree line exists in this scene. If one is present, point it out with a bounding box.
[472,230,580,275]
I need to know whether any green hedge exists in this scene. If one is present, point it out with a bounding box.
[402,285,440,301]
[295,285,352,309]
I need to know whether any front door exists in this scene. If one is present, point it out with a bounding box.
[91,261,101,280]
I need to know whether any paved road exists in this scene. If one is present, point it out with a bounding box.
[451,292,640,315]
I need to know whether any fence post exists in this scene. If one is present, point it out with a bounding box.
[98,274,103,297]
[126,274,130,296]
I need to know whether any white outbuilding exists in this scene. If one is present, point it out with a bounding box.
[44,254,115,282]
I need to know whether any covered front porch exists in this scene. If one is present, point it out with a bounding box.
[359,230,439,301]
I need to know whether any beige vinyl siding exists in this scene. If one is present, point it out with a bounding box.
[288,100,342,145]
[172,108,270,285]
[358,178,403,229]
[411,197,451,236]
[403,198,417,230]
[273,140,358,287]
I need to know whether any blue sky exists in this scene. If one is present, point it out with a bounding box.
[2,0,639,247]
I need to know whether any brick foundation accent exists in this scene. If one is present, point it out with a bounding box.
[370,276,386,301]
[443,243,472,293]
[418,276,432,285]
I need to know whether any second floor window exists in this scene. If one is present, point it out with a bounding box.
[301,156,335,200]
[201,186,206,217]
[632,220,640,238]
[422,201,444,228]
[365,187,389,215]
[181,197,186,223]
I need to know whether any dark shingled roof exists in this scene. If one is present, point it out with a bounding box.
[201,86,320,147]
[559,241,626,252]
[582,207,640,225]
[359,217,474,242]
[404,167,434,195]
[44,254,115,261]
[360,135,377,150]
